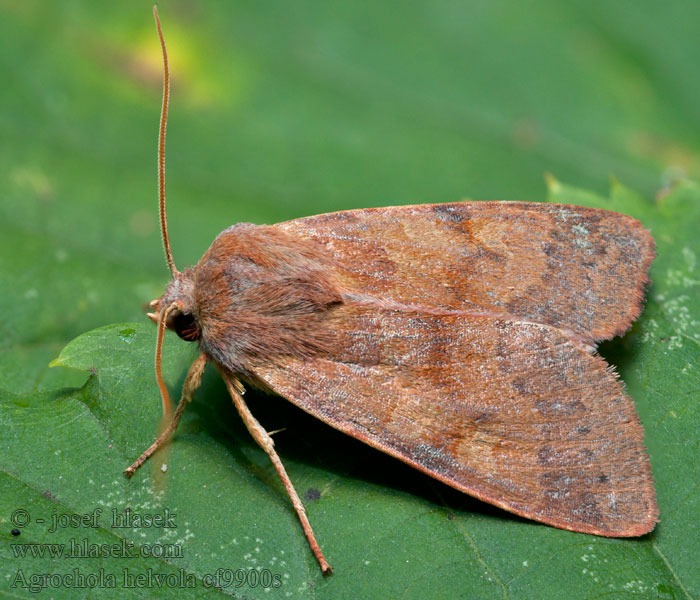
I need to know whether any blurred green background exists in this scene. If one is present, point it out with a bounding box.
[1,1,699,599]
[2,0,699,393]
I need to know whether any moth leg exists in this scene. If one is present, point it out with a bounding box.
[223,374,333,576]
[124,353,207,478]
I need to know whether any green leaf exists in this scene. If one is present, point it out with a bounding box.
[1,181,696,599]
[1,324,312,598]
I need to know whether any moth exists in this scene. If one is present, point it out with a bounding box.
[126,7,658,575]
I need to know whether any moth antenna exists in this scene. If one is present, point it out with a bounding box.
[153,5,178,277]
[155,302,179,416]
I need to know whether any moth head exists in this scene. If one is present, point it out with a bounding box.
[148,269,201,342]
[147,272,200,342]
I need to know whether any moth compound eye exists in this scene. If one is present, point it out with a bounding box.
[172,311,200,342]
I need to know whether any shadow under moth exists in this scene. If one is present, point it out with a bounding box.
[125,7,658,575]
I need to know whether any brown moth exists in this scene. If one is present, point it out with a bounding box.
[125,7,658,575]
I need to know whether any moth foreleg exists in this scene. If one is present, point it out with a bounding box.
[124,353,208,478]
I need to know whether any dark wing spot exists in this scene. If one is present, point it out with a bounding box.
[432,204,466,223]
